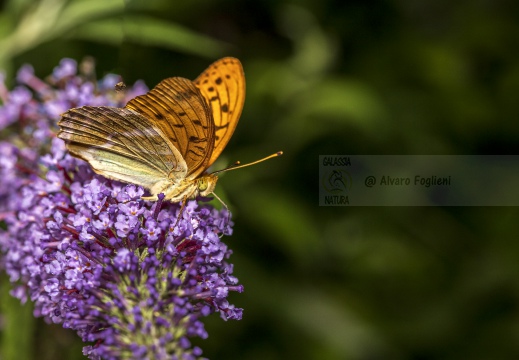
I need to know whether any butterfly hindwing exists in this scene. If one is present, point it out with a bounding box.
[194,57,245,168]
[125,77,214,179]
[58,106,187,188]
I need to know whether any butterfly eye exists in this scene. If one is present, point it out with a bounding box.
[197,175,218,197]
[198,178,209,192]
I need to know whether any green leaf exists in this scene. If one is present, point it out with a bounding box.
[70,15,229,57]
[0,275,35,360]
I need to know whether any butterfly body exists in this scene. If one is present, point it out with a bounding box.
[58,58,245,203]
[143,173,218,202]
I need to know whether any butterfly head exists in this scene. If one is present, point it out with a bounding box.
[197,174,218,197]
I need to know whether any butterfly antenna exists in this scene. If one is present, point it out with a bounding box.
[211,151,283,175]
[217,160,241,173]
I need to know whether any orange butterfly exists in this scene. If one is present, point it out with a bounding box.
[57,57,281,205]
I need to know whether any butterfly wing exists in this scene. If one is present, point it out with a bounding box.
[194,57,245,168]
[125,77,214,179]
[58,106,187,191]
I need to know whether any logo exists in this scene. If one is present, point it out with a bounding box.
[322,169,352,194]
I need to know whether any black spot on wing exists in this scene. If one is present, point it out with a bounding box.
[221,104,229,113]
[172,91,194,102]
[215,123,230,130]
[215,77,222,85]
[189,136,207,143]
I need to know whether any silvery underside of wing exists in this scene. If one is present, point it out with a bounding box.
[58,106,187,190]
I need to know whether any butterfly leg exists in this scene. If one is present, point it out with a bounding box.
[210,192,232,238]
[173,196,188,229]
[211,192,229,212]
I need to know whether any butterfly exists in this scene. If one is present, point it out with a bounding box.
[57,57,282,207]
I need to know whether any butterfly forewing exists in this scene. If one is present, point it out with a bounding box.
[194,57,245,168]
[125,77,214,179]
[58,106,187,188]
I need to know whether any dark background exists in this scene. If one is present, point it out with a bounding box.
[2,0,519,359]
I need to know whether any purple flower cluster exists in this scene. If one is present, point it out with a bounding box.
[0,59,243,359]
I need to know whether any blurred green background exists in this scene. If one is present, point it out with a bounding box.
[2,0,519,359]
